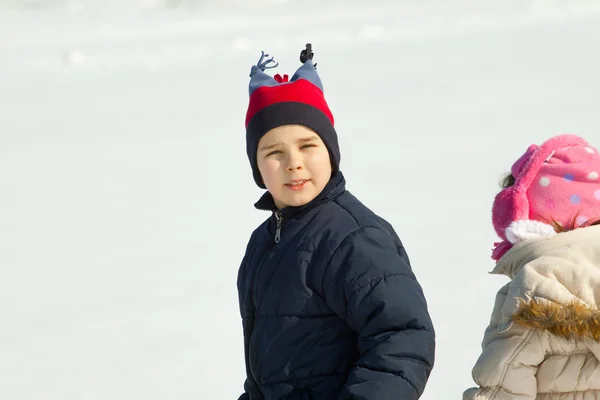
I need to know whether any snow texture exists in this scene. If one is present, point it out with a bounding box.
[1,1,600,399]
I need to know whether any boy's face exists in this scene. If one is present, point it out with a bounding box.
[257,124,332,209]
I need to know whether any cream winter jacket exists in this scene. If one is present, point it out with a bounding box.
[463,225,600,400]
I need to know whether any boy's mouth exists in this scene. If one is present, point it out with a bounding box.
[285,179,310,190]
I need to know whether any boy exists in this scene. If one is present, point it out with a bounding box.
[237,45,435,400]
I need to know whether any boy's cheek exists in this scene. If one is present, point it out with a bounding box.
[262,159,280,172]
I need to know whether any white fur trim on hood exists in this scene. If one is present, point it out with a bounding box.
[505,219,557,245]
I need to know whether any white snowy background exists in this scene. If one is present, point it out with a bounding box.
[2,1,600,399]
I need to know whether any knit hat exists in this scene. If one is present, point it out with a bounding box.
[491,134,600,260]
[245,44,340,189]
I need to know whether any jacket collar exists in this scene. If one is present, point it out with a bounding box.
[254,171,346,220]
[491,224,600,278]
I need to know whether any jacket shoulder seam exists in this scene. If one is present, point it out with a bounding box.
[351,271,413,296]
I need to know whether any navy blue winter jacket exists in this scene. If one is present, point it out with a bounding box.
[237,172,435,399]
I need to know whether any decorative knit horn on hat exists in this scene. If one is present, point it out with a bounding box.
[245,44,340,189]
[248,52,280,95]
[290,60,324,90]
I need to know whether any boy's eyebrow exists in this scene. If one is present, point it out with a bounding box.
[298,136,319,143]
[260,141,282,151]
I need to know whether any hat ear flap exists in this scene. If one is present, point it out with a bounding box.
[492,186,530,240]
[290,60,324,91]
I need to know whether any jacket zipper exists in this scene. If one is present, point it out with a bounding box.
[248,210,283,391]
[273,211,283,243]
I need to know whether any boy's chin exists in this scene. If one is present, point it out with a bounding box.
[282,193,318,208]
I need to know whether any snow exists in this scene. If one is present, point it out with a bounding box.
[2,1,600,399]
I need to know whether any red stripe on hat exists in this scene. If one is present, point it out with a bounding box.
[245,79,334,127]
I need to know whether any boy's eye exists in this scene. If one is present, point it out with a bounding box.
[265,144,315,157]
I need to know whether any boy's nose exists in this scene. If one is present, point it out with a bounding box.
[286,154,303,171]
[286,163,303,172]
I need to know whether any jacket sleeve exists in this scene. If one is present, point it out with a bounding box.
[463,284,545,400]
[237,237,261,400]
[322,226,435,400]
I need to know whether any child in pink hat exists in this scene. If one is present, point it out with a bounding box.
[464,134,600,400]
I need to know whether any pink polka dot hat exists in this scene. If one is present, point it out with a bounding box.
[491,134,600,261]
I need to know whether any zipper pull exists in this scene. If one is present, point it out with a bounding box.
[274,211,283,243]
